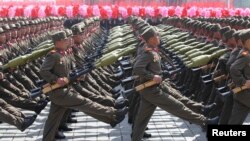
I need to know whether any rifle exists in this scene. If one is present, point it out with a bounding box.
[122,80,158,98]
[30,45,137,98]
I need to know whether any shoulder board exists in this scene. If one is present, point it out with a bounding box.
[49,50,57,54]
[237,50,250,59]
[241,51,248,56]
[144,47,153,52]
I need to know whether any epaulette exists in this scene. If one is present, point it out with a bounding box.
[144,47,153,52]
[241,51,248,56]
[237,50,250,59]
[49,49,57,54]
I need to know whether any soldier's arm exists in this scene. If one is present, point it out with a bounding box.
[39,54,59,83]
[133,52,154,80]
[230,55,250,86]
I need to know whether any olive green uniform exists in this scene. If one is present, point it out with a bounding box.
[40,49,119,141]
[229,49,250,124]
[0,98,25,130]
[132,46,207,141]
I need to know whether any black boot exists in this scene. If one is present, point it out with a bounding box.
[112,92,121,99]
[110,107,128,127]
[114,99,129,109]
[207,116,219,125]
[143,132,152,138]
[202,116,219,131]
[55,131,66,139]
[130,132,152,138]
[20,115,37,132]
[59,125,73,132]
[202,103,216,116]
[35,101,48,114]
[67,118,77,123]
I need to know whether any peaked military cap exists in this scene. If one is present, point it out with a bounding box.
[51,31,68,42]
[71,25,83,35]
[2,24,10,30]
[220,26,231,35]
[223,29,236,40]
[64,29,73,37]
[9,23,16,29]
[239,29,250,43]
[141,27,157,41]
[0,27,4,33]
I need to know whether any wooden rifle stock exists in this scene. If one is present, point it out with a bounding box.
[135,80,158,92]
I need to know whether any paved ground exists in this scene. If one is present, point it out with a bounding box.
[0,102,249,141]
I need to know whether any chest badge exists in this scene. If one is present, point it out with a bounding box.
[60,58,65,64]
[153,52,160,62]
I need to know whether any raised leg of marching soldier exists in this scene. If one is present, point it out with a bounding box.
[12,70,36,90]
[73,82,128,109]
[98,67,118,80]
[90,71,113,92]
[43,89,127,141]
[24,65,40,83]
[81,80,109,97]
[84,74,101,91]
[132,90,209,141]
[73,82,115,107]
[0,86,46,114]
[0,98,25,118]
[0,98,36,132]
[0,78,30,99]
[93,70,120,87]
[161,80,204,113]
[29,63,42,79]
[5,73,30,93]
[85,74,114,97]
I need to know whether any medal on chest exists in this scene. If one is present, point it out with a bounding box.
[152,52,160,62]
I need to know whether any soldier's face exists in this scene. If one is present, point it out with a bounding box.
[227,38,237,47]
[26,27,30,34]
[244,39,250,50]
[237,39,243,47]
[17,30,21,37]
[73,35,83,44]
[57,39,69,50]
[0,34,6,43]
[5,31,11,40]
[213,32,221,41]
[11,30,17,38]
[148,34,160,47]
[30,27,35,33]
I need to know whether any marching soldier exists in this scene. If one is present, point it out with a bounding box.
[131,27,218,141]
[70,25,128,108]
[0,97,37,132]
[229,30,250,124]
[40,31,128,141]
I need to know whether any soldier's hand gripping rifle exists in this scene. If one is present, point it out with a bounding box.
[122,79,158,98]
[231,85,250,94]
[30,45,137,98]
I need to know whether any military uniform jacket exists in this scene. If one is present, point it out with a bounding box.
[40,49,71,96]
[133,45,162,95]
[230,49,250,108]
